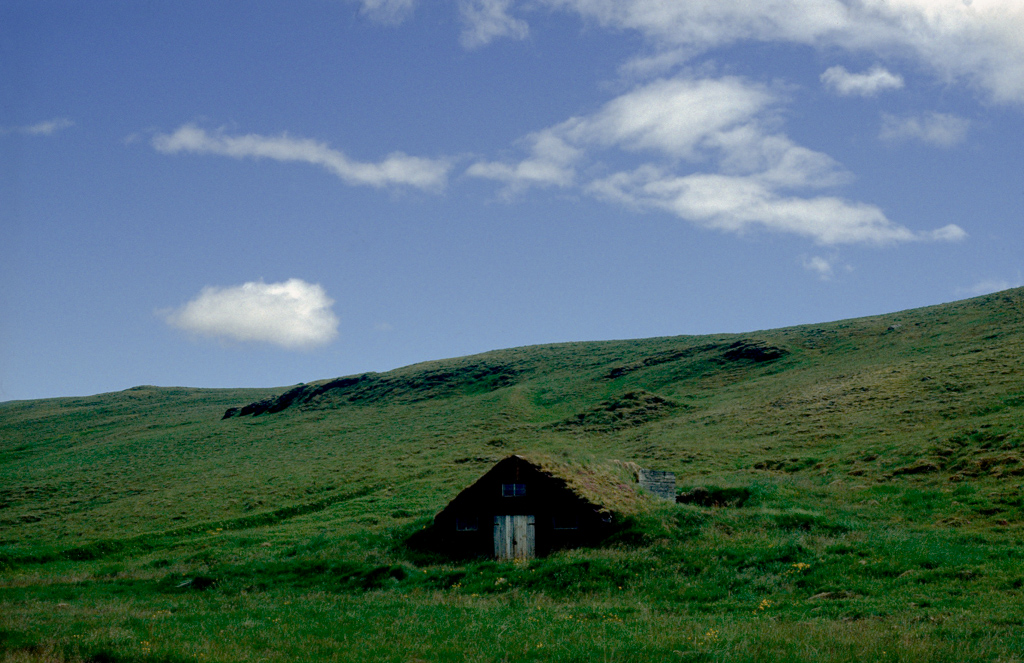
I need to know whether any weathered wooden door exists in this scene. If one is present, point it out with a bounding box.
[493,515,535,560]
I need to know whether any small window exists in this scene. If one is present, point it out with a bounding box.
[455,517,479,531]
[501,483,526,497]
[552,515,579,530]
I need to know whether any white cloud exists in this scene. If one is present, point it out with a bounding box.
[460,0,529,48]
[471,74,966,244]
[561,77,775,159]
[163,279,339,349]
[802,255,835,280]
[23,118,75,135]
[470,72,969,244]
[152,125,450,191]
[355,0,416,24]
[556,77,845,191]
[922,223,968,242]
[469,76,784,190]
[0,118,74,136]
[708,128,849,189]
[541,0,852,50]
[587,167,954,245]
[880,112,970,147]
[541,0,1024,104]
[466,129,580,193]
[821,65,904,96]
[469,77,776,193]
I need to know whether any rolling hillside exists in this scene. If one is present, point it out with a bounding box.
[2,288,1024,662]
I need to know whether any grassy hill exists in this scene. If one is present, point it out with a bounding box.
[2,288,1024,662]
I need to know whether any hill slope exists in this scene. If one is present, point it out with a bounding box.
[4,287,1022,545]
[2,288,1024,662]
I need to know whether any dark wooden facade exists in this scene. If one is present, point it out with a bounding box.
[427,455,614,559]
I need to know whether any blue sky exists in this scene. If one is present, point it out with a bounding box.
[2,0,1022,401]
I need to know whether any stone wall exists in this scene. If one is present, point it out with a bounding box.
[637,469,676,501]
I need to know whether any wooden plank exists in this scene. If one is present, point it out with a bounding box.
[512,515,535,560]
[494,515,535,559]
[523,515,536,559]
[493,515,511,559]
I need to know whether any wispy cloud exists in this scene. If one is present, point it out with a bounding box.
[354,0,416,24]
[880,112,970,148]
[162,279,339,349]
[921,224,968,242]
[470,74,966,245]
[469,76,777,191]
[460,0,529,49]
[466,129,579,193]
[821,66,904,96]
[152,125,450,191]
[801,255,846,280]
[562,77,775,159]
[539,0,1024,104]
[587,167,953,246]
[0,118,74,137]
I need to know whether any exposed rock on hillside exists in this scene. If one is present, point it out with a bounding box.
[721,340,789,363]
[223,360,523,418]
[603,343,723,379]
[602,339,788,380]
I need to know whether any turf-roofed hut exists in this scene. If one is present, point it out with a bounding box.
[422,455,647,560]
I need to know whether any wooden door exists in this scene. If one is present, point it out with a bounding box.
[493,515,535,560]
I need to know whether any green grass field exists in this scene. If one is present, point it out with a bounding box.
[3,288,1024,662]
